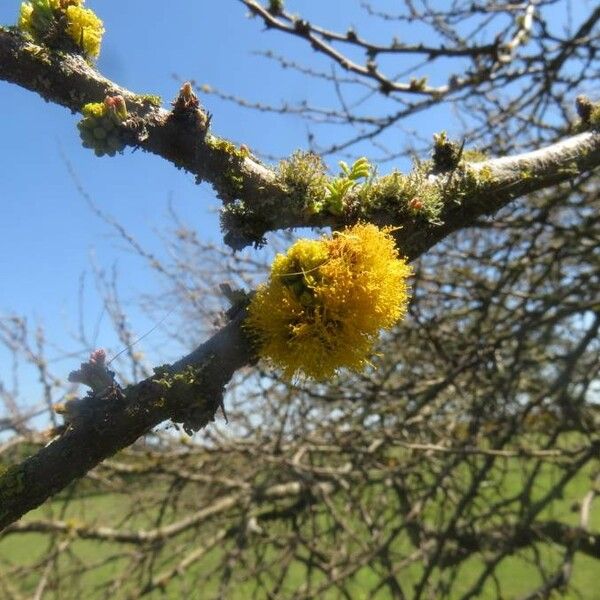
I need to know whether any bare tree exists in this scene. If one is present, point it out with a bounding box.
[0,1,599,598]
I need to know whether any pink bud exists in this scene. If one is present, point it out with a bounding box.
[90,349,106,365]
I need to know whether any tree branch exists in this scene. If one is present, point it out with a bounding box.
[1,480,333,544]
[0,309,253,531]
[0,27,281,214]
[438,519,600,567]
[1,27,598,255]
[1,23,599,532]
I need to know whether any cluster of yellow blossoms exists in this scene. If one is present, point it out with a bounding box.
[18,0,104,59]
[246,223,412,380]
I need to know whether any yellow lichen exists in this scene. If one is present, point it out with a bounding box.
[81,101,104,119]
[245,223,412,380]
[18,3,34,34]
[462,148,488,163]
[65,5,104,58]
[206,136,250,160]
[17,0,104,59]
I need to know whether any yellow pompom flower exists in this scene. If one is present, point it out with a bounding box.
[246,223,412,380]
[65,5,104,58]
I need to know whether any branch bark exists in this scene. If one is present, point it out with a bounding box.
[1,27,598,255]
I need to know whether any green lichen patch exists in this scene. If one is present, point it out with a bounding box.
[205,135,252,200]
[223,168,244,196]
[441,162,497,206]
[276,151,328,213]
[153,364,206,403]
[276,154,373,216]
[205,135,250,162]
[136,94,162,108]
[358,153,497,224]
[221,200,267,249]
[152,364,213,435]
[357,162,444,223]
[462,148,488,163]
[276,153,447,223]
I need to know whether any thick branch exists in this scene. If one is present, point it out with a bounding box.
[0,27,280,207]
[439,519,600,567]
[0,310,253,531]
[223,131,600,257]
[1,27,598,256]
[400,132,600,259]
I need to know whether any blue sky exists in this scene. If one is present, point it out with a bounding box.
[0,1,591,409]
[0,1,433,390]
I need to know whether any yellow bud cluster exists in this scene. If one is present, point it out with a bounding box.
[78,97,128,157]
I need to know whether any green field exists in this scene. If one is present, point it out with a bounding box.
[1,454,598,599]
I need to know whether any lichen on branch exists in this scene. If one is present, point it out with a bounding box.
[221,142,497,248]
[18,0,104,59]
[0,26,597,257]
[245,223,412,380]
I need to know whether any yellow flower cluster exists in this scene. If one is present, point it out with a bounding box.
[18,0,104,59]
[246,223,412,380]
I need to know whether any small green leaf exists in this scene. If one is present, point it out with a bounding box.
[339,161,351,176]
[349,157,370,180]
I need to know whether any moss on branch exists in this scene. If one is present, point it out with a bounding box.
[0,27,598,257]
